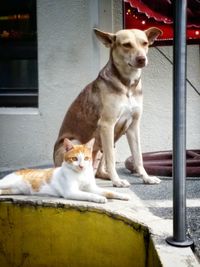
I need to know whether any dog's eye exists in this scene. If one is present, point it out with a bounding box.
[122,42,132,48]
[142,41,148,46]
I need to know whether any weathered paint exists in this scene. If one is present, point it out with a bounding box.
[147,237,162,267]
[0,202,161,267]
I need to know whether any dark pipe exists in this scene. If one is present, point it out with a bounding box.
[166,0,193,247]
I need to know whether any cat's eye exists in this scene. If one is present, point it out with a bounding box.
[71,157,78,161]
[84,156,89,161]
[122,42,132,48]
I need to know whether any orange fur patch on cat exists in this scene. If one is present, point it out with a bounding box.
[103,192,115,199]
[16,169,54,192]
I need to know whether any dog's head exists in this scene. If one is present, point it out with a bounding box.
[94,27,162,69]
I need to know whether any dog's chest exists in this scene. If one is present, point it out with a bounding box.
[115,93,141,137]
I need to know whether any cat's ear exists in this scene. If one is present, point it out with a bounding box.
[85,138,95,150]
[63,138,74,152]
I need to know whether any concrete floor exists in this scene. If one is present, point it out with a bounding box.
[116,163,200,262]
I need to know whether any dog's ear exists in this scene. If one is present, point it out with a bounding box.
[94,28,116,48]
[145,27,163,45]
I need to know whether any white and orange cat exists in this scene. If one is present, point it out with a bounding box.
[0,139,129,203]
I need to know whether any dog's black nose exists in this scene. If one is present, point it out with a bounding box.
[136,56,146,65]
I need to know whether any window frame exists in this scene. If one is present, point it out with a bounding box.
[0,0,38,108]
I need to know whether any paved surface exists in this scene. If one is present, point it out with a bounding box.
[0,163,200,266]
[117,163,200,261]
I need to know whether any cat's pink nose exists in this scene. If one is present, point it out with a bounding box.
[79,165,84,170]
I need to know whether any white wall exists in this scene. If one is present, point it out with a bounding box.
[0,0,101,171]
[0,0,200,171]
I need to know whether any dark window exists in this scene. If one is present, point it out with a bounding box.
[0,0,38,107]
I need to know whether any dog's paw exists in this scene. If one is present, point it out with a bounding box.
[113,179,130,188]
[143,176,161,184]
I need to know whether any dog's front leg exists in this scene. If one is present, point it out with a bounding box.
[126,119,161,184]
[99,119,130,187]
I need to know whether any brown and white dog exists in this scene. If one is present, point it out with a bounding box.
[53,27,162,187]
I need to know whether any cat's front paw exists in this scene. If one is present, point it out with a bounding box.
[118,193,130,201]
[93,196,107,203]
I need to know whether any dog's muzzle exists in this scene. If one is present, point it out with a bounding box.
[135,56,147,68]
[128,56,147,68]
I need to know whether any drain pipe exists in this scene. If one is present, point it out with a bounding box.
[166,0,193,247]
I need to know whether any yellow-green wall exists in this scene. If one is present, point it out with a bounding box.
[0,202,161,267]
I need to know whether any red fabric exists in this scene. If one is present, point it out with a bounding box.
[125,0,200,27]
[125,0,172,24]
[124,0,200,45]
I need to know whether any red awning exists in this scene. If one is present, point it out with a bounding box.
[125,0,200,27]
[124,0,200,45]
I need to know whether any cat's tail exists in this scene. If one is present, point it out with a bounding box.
[0,173,23,195]
[0,173,16,188]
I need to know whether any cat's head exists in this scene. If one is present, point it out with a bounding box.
[62,138,94,172]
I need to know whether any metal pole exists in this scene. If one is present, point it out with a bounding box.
[166,0,193,247]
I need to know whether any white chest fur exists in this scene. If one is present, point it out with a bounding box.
[115,92,142,138]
